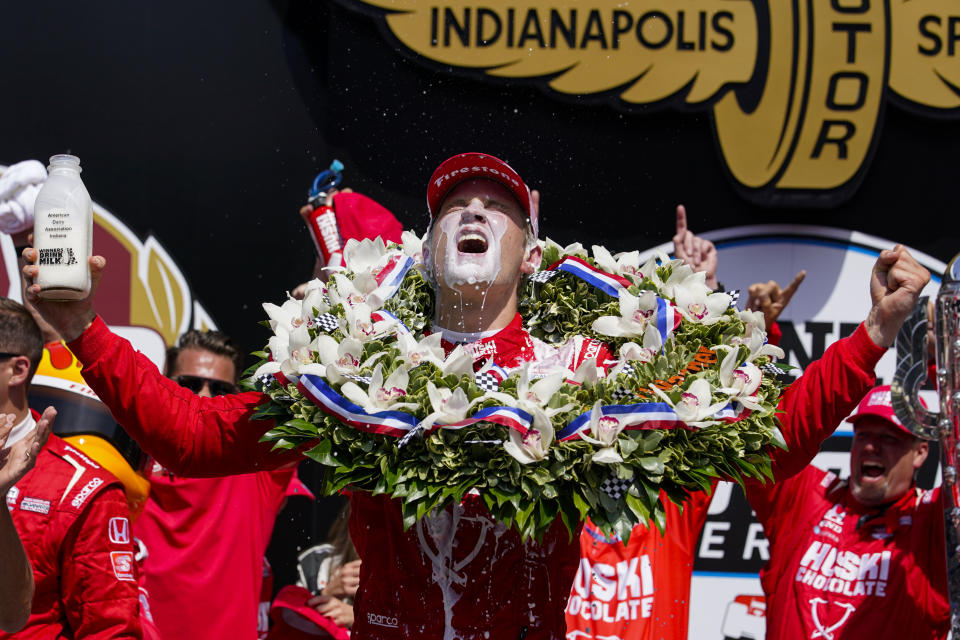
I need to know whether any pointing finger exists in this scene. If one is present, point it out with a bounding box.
[675,204,687,236]
[780,270,807,304]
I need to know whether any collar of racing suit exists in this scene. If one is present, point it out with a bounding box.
[433,313,536,370]
[847,483,923,535]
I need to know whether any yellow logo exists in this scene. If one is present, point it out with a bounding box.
[345,0,959,205]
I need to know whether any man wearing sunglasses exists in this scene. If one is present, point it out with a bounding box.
[132,330,313,640]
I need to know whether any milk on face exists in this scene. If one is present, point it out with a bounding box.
[33,154,92,299]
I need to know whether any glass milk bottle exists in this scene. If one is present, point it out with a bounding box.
[33,154,92,299]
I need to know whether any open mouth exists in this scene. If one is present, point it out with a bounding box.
[457,229,489,254]
[861,461,885,479]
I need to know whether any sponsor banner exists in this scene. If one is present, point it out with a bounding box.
[338,0,960,206]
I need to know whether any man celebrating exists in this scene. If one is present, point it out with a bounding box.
[134,329,310,640]
[746,385,948,638]
[0,298,141,639]
[22,153,929,639]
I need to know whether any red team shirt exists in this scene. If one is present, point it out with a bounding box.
[565,489,714,640]
[747,466,949,639]
[133,465,300,640]
[565,323,888,640]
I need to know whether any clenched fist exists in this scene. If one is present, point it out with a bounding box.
[864,245,930,347]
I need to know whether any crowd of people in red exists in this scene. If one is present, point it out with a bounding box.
[0,152,947,640]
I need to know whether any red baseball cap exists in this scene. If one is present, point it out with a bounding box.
[267,585,350,640]
[847,385,925,438]
[426,152,538,237]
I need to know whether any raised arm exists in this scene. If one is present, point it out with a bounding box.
[765,245,930,481]
[0,408,54,632]
[22,252,299,477]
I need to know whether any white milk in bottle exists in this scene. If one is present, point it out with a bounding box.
[33,154,92,299]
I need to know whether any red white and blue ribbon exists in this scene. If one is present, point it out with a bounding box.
[436,406,533,433]
[653,295,681,344]
[298,373,534,438]
[371,254,415,300]
[548,256,632,298]
[371,309,410,335]
[298,368,752,443]
[556,400,750,441]
[299,374,418,437]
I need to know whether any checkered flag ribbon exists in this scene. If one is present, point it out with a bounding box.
[398,424,425,448]
[528,270,558,283]
[610,386,635,403]
[760,363,783,377]
[342,373,372,384]
[600,475,632,501]
[311,313,340,333]
[726,289,740,308]
[609,364,637,403]
[474,371,502,393]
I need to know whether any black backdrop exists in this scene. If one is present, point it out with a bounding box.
[4,0,959,591]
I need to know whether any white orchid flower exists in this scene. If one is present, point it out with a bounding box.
[673,280,731,326]
[744,329,785,362]
[592,290,659,339]
[579,401,626,464]
[396,332,446,369]
[504,408,555,465]
[592,246,643,282]
[716,347,764,410]
[340,364,418,413]
[263,299,309,333]
[342,237,389,274]
[421,382,484,429]
[651,378,728,428]
[339,303,395,342]
[637,255,660,285]
[659,263,706,299]
[544,237,588,258]
[618,325,663,364]
[569,358,602,386]
[401,230,425,264]
[328,273,387,311]
[300,280,329,318]
[316,334,385,383]
[255,321,328,380]
[495,364,573,418]
[437,345,475,378]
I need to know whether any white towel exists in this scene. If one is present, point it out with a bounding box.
[0,159,48,234]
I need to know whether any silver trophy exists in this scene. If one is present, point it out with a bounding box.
[892,252,960,636]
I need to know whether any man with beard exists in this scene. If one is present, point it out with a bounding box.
[745,385,948,638]
[22,153,928,640]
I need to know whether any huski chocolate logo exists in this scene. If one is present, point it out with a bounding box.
[344,0,959,206]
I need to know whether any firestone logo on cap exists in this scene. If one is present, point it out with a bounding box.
[865,388,892,409]
[426,152,538,238]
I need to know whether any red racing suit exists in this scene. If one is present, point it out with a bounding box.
[68,316,880,639]
[746,464,949,638]
[564,323,886,640]
[2,429,142,639]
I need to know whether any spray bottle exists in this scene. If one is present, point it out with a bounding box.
[304,159,345,269]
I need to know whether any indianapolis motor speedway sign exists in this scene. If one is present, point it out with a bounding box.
[339,0,960,206]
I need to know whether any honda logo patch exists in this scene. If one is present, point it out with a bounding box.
[109,517,131,545]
